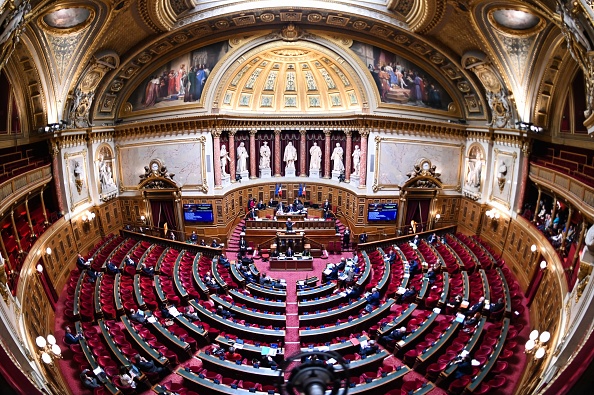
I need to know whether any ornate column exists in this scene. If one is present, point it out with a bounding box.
[10,211,22,253]
[0,233,10,271]
[570,219,587,276]
[533,187,542,223]
[359,129,370,188]
[40,189,49,225]
[344,130,352,183]
[516,144,531,214]
[249,129,257,179]
[560,206,573,252]
[212,130,222,188]
[50,141,65,214]
[24,198,34,238]
[323,129,331,179]
[274,129,282,177]
[299,129,307,177]
[229,130,237,182]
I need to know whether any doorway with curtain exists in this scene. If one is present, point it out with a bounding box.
[405,198,431,233]
[150,199,178,233]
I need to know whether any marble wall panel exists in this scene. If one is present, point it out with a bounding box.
[375,138,463,189]
[118,139,203,189]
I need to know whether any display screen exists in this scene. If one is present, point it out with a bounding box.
[183,204,214,222]
[367,203,398,221]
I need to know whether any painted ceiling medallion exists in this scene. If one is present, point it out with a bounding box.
[40,7,94,33]
[488,8,544,36]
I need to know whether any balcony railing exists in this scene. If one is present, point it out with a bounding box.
[0,164,52,208]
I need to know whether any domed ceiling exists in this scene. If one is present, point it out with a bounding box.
[218,45,363,113]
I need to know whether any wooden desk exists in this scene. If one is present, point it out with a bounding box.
[269,256,313,271]
[296,276,318,289]
[298,292,345,313]
[479,269,491,302]
[377,303,417,337]
[299,298,366,326]
[114,273,124,313]
[191,258,210,300]
[496,267,513,316]
[145,312,191,355]
[438,272,450,306]
[120,316,169,366]
[215,335,284,361]
[173,250,189,301]
[300,299,395,342]
[394,311,438,356]
[346,366,411,394]
[246,283,287,300]
[440,317,487,382]
[72,271,86,318]
[229,289,286,313]
[133,274,145,310]
[154,247,170,272]
[297,281,336,300]
[175,315,208,344]
[197,350,280,381]
[94,272,103,317]
[300,335,370,353]
[175,366,273,395]
[211,294,286,326]
[415,320,460,367]
[97,319,132,367]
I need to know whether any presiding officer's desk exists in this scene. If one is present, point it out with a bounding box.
[269,255,313,271]
[244,215,339,247]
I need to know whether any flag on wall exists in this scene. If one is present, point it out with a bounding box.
[298,183,303,197]
[302,184,306,197]
[275,183,282,197]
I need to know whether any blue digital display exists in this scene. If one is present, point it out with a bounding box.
[184,204,214,223]
[367,203,398,221]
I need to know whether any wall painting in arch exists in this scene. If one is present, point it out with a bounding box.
[127,41,230,112]
[350,41,453,110]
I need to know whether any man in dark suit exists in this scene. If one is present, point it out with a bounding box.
[64,326,83,345]
[428,233,438,244]
[343,227,351,248]
[380,327,407,345]
[216,305,234,319]
[239,237,248,256]
[399,286,417,303]
[359,233,368,243]
[466,297,485,316]
[490,298,505,315]
[80,369,101,389]
[189,231,198,243]
[286,247,293,257]
[246,208,256,220]
[77,254,90,271]
[106,261,120,275]
[124,254,135,266]
[359,339,379,357]
[323,199,330,213]
[388,250,397,265]
[286,218,293,232]
[133,354,166,375]
[268,198,275,207]
[257,200,266,210]
[365,287,381,310]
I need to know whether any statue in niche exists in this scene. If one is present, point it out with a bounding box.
[0,0,30,46]
[73,160,83,194]
[331,143,344,172]
[465,148,483,189]
[237,142,249,174]
[220,144,230,176]
[284,141,297,170]
[99,159,116,193]
[309,142,322,170]
[69,88,95,128]
[486,90,513,129]
[352,145,361,176]
[497,161,508,192]
[557,1,592,52]
[260,141,271,169]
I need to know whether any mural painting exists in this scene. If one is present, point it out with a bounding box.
[351,41,453,110]
[128,41,230,111]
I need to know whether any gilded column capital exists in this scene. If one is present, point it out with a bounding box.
[274,129,281,136]
[345,130,352,137]
[360,129,370,137]
[299,129,307,136]
[249,129,258,135]
[229,130,237,137]
[211,129,222,138]
[324,129,331,137]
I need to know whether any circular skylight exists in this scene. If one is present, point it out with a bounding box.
[491,9,541,31]
[42,7,91,29]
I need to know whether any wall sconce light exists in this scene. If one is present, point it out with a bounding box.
[45,247,52,256]
[36,263,43,273]
[81,211,96,223]
[35,334,62,364]
[485,209,500,226]
[435,214,441,222]
[525,330,550,359]
[140,215,146,224]
[531,244,537,253]
[540,260,547,270]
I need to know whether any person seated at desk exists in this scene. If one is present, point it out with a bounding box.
[218,255,230,268]
[277,201,284,212]
[425,267,436,284]
[86,269,99,283]
[463,312,481,328]
[465,297,485,316]
[323,263,339,281]
[257,200,266,210]
[323,199,330,216]
[412,234,420,245]
[248,197,256,210]
[124,254,135,266]
[64,326,83,345]
[260,355,278,369]
[130,308,146,324]
[337,257,347,270]
[365,287,381,311]
[76,254,90,271]
[408,259,420,274]
[225,346,243,362]
[359,339,379,357]
[451,354,474,379]
[287,204,296,213]
[490,298,505,315]
[133,354,166,376]
[200,239,206,246]
[346,285,361,301]
[168,231,176,241]
[80,369,102,389]
[286,218,294,232]
[159,304,174,320]
[398,286,417,303]
[210,344,226,357]
[183,306,200,322]
[106,261,120,275]
[189,231,198,243]
[216,305,234,319]
[268,198,276,207]
[359,232,368,243]
[388,250,397,265]
[270,248,279,258]
[140,262,154,277]
[211,239,221,248]
[286,247,293,257]
[239,237,248,256]
[428,233,438,244]
[380,327,407,345]
[339,266,356,288]
[203,271,220,290]
[118,366,136,389]
[246,208,257,220]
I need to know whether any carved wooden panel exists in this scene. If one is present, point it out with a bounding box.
[458,198,482,234]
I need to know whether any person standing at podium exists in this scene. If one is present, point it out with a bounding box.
[286,246,293,257]
[286,217,294,232]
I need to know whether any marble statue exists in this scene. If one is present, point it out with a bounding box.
[309,142,322,170]
[237,142,249,174]
[284,141,297,170]
[260,141,271,169]
[352,145,361,176]
[466,151,482,188]
[99,160,116,192]
[331,143,344,172]
[220,144,230,176]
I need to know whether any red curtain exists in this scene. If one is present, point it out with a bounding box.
[150,200,177,230]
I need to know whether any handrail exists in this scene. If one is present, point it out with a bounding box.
[0,164,52,209]
[357,225,457,252]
